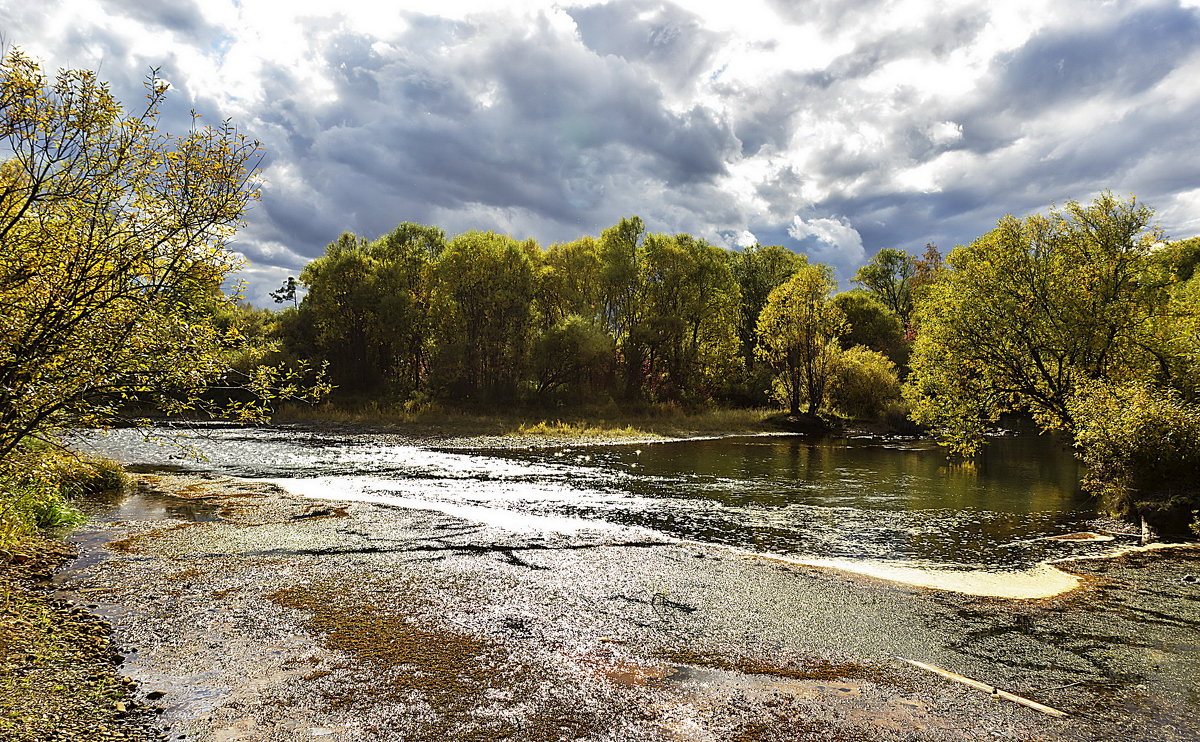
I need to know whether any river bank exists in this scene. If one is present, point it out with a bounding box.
[28,465,1200,742]
[0,537,162,741]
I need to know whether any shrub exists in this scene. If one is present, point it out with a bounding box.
[0,446,126,549]
[828,346,902,419]
[1069,382,1200,529]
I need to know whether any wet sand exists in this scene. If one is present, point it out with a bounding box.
[51,472,1200,742]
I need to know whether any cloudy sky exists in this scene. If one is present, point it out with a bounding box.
[7,0,1200,303]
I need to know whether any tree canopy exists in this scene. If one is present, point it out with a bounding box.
[905,193,1168,455]
[284,215,810,407]
[756,264,846,415]
[904,193,1200,527]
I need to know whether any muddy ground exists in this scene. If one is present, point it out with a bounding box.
[35,472,1200,742]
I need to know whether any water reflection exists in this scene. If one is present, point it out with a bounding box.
[75,427,1103,571]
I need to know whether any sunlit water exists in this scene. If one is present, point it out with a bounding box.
[75,426,1118,594]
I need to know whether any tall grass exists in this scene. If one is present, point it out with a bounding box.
[0,444,126,551]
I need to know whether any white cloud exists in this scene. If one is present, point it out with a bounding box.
[787,215,866,265]
[927,120,964,146]
[734,229,757,247]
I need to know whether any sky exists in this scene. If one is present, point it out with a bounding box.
[6,0,1200,304]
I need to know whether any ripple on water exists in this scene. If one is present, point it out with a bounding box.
[73,426,1121,598]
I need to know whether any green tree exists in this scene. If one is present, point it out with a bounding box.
[294,223,445,394]
[731,244,806,373]
[0,50,322,463]
[756,264,847,415]
[598,217,647,399]
[905,193,1167,456]
[538,236,604,326]
[429,231,539,400]
[270,276,299,308]
[532,315,614,400]
[828,345,902,419]
[639,233,741,401]
[367,222,445,392]
[1069,381,1200,527]
[854,247,917,323]
[831,291,909,368]
[298,232,378,391]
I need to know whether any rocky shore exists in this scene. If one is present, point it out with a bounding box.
[8,471,1200,741]
[0,538,162,741]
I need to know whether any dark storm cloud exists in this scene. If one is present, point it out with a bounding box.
[107,0,216,39]
[244,6,741,262]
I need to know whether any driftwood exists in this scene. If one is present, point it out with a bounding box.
[896,657,1069,718]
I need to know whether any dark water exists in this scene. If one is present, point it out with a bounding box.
[75,426,1110,574]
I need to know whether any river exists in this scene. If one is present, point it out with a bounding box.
[77,426,1122,596]
[65,424,1200,741]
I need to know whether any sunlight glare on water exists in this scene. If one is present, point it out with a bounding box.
[76,426,1113,595]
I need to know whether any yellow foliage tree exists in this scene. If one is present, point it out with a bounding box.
[756,264,846,415]
[0,50,324,463]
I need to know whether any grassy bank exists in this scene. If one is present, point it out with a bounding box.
[0,448,160,741]
[270,399,781,439]
[0,444,126,551]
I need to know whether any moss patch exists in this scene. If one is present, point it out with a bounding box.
[271,582,613,742]
[656,648,907,687]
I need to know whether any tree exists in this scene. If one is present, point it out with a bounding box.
[854,247,917,323]
[828,345,902,419]
[831,291,908,368]
[270,277,299,308]
[532,315,613,399]
[598,216,647,399]
[639,233,741,401]
[1069,381,1200,528]
[731,244,806,373]
[367,222,445,392]
[428,231,539,400]
[0,50,322,463]
[298,232,378,391]
[756,264,847,415]
[538,236,604,327]
[905,193,1167,457]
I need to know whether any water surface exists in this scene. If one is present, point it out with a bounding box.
[76,426,1113,583]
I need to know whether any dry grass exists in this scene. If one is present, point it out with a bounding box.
[272,400,777,441]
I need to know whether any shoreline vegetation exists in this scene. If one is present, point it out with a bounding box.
[266,400,912,441]
[0,454,162,741]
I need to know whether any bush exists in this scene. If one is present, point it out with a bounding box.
[828,346,902,419]
[1069,382,1200,530]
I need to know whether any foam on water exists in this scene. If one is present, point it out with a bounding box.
[791,557,1082,599]
[266,476,651,537]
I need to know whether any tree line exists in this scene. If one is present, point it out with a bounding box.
[253,218,917,418]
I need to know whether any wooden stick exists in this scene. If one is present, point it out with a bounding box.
[896,657,1069,718]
